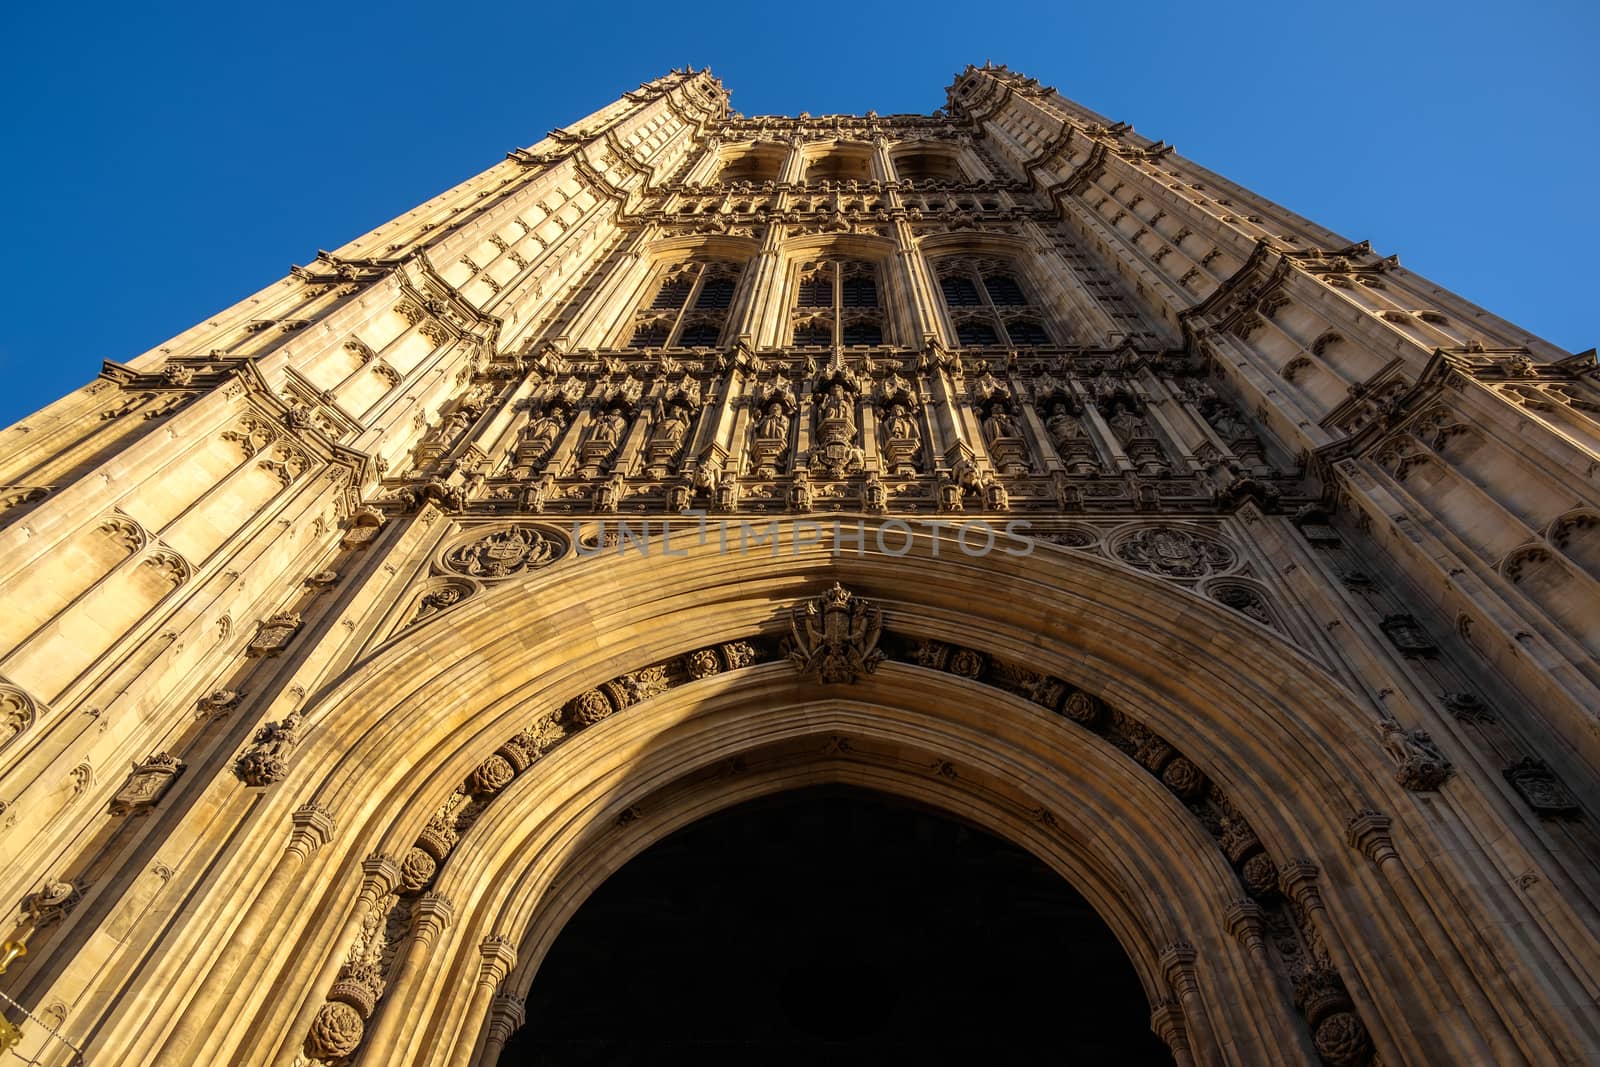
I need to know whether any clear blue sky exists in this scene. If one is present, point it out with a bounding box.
[2,1,1595,427]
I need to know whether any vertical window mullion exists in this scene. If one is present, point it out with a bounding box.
[665,265,704,347]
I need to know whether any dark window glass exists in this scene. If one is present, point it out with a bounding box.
[985,275,1027,306]
[941,276,982,307]
[629,323,669,348]
[652,279,691,309]
[842,321,882,346]
[841,276,877,308]
[695,277,736,310]
[793,322,832,346]
[956,320,1000,346]
[797,273,831,308]
[1007,320,1050,345]
[678,322,721,347]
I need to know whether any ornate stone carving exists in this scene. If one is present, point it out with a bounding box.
[247,612,303,657]
[748,400,792,477]
[878,401,922,475]
[21,880,82,927]
[1379,613,1437,656]
[1113,526,1234,578]
[1503,759,1580,817]
[810,384,865,478]
[236,713,303,786]
[1376,721,1453,791]
[109,752,186,815]
[786,583,884,684]
[399,847,438,893]
[1049,402,1103,475]
[443,526,559,579]
[1,685,37,752]
[306,1001,365,1060]
[341,506,386,549]
[465,754,515,797]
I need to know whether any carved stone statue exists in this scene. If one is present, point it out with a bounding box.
[749,401,792,476]
[236,712,303,786]
[1046,402,1084,446]
[646,404,692,473]
[983,407,1021,444]
[587,409,626,451]
[879,402,921,475]
[1377,720,1453,791]
[981,404,1028,474]
[819,384,855,429]
[882,404,917,441]
[755,402,790,441]
[651,406,690,449]
[812,384,864,478]
[1046,401,1099,476]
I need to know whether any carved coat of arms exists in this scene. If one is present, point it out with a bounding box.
[787,583,884,684]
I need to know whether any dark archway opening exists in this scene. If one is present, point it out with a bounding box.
[504,786,1170,1065]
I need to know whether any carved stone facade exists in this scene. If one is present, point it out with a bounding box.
[0,64,1596,1066]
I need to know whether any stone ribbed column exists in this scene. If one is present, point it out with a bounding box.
[359,893,455,1059]
[1160,940,1219,1067]
[447,934,519,1067]
[159,803,335,1063]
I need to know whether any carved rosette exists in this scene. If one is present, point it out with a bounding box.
[306,1001,365,1060]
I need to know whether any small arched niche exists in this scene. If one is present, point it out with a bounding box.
[717,143,786,183]
[891,146,969,183]
[805,144,874,183]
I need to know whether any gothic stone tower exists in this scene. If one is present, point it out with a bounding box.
[1,64,1597,1065]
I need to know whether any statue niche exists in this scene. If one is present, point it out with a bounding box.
[512,403,570,478]
[883,398,921,473]
[645,401,694,476]
[747,399,793,477]
[1043,397,1100,476]
[810,382,865,479]
[578,404,631,475]
[1101,394,1172,478]
[980,399,1029,475]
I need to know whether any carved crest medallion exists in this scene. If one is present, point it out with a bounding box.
[787,582,885,684]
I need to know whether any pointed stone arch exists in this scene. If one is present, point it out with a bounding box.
[83,523,1595,1067]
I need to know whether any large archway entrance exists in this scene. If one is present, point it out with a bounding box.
[507,785,1170,1065]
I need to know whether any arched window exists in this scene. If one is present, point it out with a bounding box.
[789,259,886,347]
[623,260,744,349]
[936,258,1053,347]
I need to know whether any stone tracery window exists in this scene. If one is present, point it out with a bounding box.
[937,257,1053,348]
[627,260,744,348]
[789,258,885,347]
